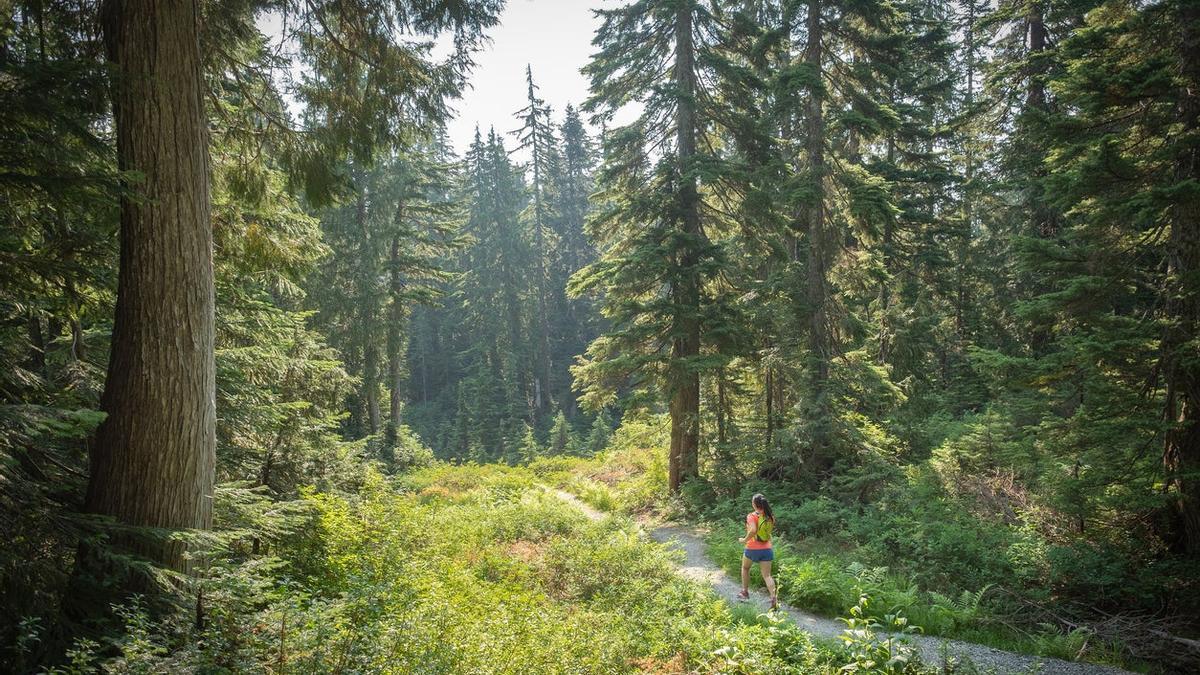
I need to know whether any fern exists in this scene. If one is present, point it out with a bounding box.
[929,584,992,630]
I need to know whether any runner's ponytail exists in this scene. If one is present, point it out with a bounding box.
[752,493,774,523]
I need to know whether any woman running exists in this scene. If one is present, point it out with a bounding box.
[737,493,778,609]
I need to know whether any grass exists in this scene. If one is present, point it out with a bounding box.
[287,463,852,673]
[59,436,1152,673]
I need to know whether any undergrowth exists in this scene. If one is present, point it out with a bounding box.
[43,463,894,673]
[531,414,1154,672]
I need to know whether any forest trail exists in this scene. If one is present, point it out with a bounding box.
[549,489,1132,675]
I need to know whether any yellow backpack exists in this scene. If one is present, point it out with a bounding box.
[755,514,774,543]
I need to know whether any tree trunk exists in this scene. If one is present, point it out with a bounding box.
[1024,2,1058,354]
[765,365,774,446]
[86,0,214,573]
[364,340,381,436]
[1026,4,1048,112]
[955,0,978,345]
[67,280,86,362]
[387,234,405,444]
[668,2,701,493]
[803,0,832,470]
[1165,0,1200,555]
[26,310,46,376]
[527,69,554,418]
[878,131,895,367]
[1027,5,1055,244]
[356,191,381,437]
[717,371,727,445]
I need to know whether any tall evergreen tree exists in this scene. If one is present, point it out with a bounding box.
[548,104,599,416]
[454,128,533,459]
[1039,0,1200,555]
[579,0,735,492]
[87,0,216,574]
[714,0,916,477]
[309,141,459,458]
[80,0,502,587]
[512,65,558,417]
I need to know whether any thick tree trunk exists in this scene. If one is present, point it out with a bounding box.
[86,0,214,573]
[803,0,832,470]
[1165,1,1200,555]
[668,2,701,494]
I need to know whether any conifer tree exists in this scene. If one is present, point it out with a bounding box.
[548,105,599,415]
[513,66,558,417]
[715,0,916,475]
[587,411,614,455]
[86,0,216,574]
[1039,0,1200,554]
[548,410,578,456]
[80,0,502,580]
[578,0,734,492]
[455,128,533,459]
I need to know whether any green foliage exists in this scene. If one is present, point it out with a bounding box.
[7,0,1200,671]
[404,104,602,462]
[838,593,924,675]
[586,410,614,455]
[55,463,862,673]
[926,586,992,636]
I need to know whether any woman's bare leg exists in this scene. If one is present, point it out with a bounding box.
[741,555,752,593]
[759,560,777,605]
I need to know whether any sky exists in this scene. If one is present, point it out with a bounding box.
[444,0,612,157]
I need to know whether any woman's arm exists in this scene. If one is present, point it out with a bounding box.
[742,515,756,544]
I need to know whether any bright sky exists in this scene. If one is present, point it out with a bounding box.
[445,0,609,157]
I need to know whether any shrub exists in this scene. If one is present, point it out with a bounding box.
[837,592,924,674]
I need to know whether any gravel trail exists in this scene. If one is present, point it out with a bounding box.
[549,488,1132,675]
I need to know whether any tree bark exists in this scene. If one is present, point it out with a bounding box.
[356,190,381,437]
[803,0,832,470]
[26,310,46,376]
[387,234,406,445]
[86,0,214,573]
[668,1,701,493]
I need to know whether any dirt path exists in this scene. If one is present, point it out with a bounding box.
[549,489,1132,675]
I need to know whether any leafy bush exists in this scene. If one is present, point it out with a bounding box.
[837,592,924,674]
